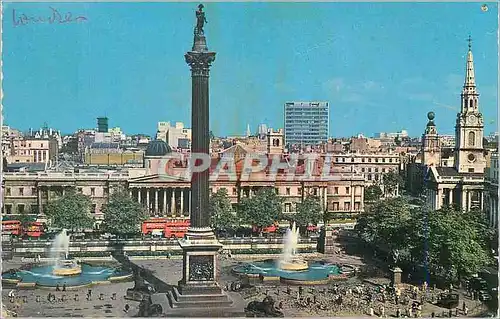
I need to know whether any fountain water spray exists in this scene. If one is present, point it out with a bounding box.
[278,222,309,271]
[50,229,70,269]
[49,229,82,276]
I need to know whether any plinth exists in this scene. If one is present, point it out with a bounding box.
[391,267,403,286]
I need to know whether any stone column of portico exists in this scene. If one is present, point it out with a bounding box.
[188,190,192,217]
[480,191,484,211]
[163,189,167,215]
[155,189,159,215]
[38,188,43,215]
[171,188,176,216]
[436,188,442,209]
[449,188,454,205]
[180,188,184,217]
[146,189,150,214]
[467,191,472,211]
[138,188,142,204]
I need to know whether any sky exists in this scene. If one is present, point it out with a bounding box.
[2,2,499,138]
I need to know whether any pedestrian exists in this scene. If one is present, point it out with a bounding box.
[396,308,401,318]
[56,284,60,291]
[431,312,435,318]
[448,309,452,318]
[462,301,466,312]
[112,292,117,300]
[74,294,79,301]
[455,308,459,316]
[62,283,66,291]
[36,295,40,303]
[464,306,468,316]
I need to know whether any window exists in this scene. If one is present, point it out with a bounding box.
[389,158,393,163]
[382,168,386,173]
[375,168,379,173]
[368,174,372,180]
[344,202,351,211]
[382,158,386,163]
[361,168,365,172]
[6,188,11,196]
[232,188,237,196]
[342,158,345,163]
[19,188,24,196]
[41,143,44,148]
[335,158,339,162]
[103,188,108,196]
[286,187,290,196]
[32,188,37,196]
[375,174,379,181]
[346,187,350,194]
[468,131,475,147]
[362,158,365,163]
[333,202,339,211]
[285,203,291,212]
[334,187,339,195]
[468,168,475,173]
[375,158,379,163]
[354,202,360,210]
[351,158,354,163]
[18,204,25,214]
[5,204,12,214]
[90,188,95,196]
[368,158,372,163]
[314,188,318,196]
[298,188,302,196]
[368,168,372,173]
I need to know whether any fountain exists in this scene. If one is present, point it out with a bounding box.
[278,222,309,271]
[232,223,347,285]
[50,229,82,276]
[1,229,131,288]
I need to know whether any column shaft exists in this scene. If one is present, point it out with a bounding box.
[163,189,167,215]
[146,189,150,213]
[171,188,176,216]
[155,189,159,215]
[180,188,184,216]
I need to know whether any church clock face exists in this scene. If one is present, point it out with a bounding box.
[468,114,477,124]
[467,153,476,162]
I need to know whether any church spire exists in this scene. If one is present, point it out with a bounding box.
[460,35,479,113]
[463,35,476,88]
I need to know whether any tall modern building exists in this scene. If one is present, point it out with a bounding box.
[284,102,329,146]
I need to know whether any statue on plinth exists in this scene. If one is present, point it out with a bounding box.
[195,4,207,35]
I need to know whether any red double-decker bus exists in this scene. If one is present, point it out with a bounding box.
[2,220,22,236]
[141,218,190,238]
[23,222,46,238]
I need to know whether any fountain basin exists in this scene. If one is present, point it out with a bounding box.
[278,259,309,271]
[52,260,82,276]
[232,259,344,285]
[2,263,131,288]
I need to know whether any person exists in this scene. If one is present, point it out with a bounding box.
[55,284,60,291]
[124,304,130,313]
[112,293,117,300]
[62,283,66,292]
[464,306,468,316]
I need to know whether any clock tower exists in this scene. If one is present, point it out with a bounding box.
[454,36,486,174]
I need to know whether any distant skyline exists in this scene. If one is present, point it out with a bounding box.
[2,2,499,138]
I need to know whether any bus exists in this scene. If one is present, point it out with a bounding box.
[1,220,22,236]
[23,222,46,238]
[141,218,190,238]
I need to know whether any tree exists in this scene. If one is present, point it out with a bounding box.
[364,185,383,202]
[209,188,237,233]
[45,190,94,232]
[294,195,323,233]
[382,170,403,197]
[237,187,282,234]
[102,188,147,237]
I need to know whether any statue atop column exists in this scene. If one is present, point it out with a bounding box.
[195,4,207,35]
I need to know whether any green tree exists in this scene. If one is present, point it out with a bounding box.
[102,188,147,237]
[45,190,94,232]
[238,187,282,234]
[382,170,403,197]
[364,185,383,202]
[355,197,413,260]
[294,195,323,233]
[209,188,237,232]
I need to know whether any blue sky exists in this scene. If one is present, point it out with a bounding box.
[2,2,498,137]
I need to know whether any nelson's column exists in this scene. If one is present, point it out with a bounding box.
[154,5,245,317]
